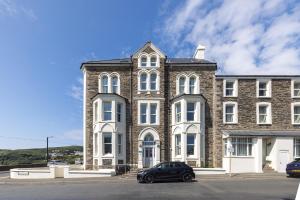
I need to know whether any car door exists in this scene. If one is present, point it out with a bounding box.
[168,163,182,179]
[155,163,170,179]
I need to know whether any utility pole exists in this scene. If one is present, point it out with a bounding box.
[46,136,53,163]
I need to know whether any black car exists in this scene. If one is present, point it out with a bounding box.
[137,162,195,183]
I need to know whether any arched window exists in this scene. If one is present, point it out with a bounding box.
[102,75,108,93]
[143,134,155,145]
[111,76,118,93]
[141,56,147,67]
[150,73,157,90]
[150,56,157,67]
[140,73,147,90]
[179,77,185,94]
[189,77,196,94]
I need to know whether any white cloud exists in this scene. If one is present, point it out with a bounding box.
[158,0,300,75]
[70,78,83,102]
[0,0,37,21]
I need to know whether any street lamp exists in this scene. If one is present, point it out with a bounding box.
[46,136,54,163]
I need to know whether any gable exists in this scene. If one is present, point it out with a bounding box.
[132,41,166,58]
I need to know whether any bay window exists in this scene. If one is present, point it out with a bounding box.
[187,102,195,122]
[117,103,122,122]
[94,102,98,122]
[103,133,112,154]
[294,138,300,157]
[94,133,98,155]
[175,134,181,156]
[117,134,122,155]
[187,134,195,156]
[103,102,112,121]
[175,103,181,123]
[231,137,252,156]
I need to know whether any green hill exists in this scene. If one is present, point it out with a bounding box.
[0,146,83,165]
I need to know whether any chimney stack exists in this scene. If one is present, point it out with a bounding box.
[193,44,205,59]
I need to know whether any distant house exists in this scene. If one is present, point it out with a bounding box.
[81,41,300,173]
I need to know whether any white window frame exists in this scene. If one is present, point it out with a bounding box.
[117,103,122,122]
[138,53,160,68]
[223,102,238,124]
[117,134,122,156]
[186,133,196,157]
[223,79,238,97]
[175,102,181,123]
[292,102,300,125]
[111,75,119,94]
[93,101,99,123]
[99,72,120,94]
[292,79,300,98]
[103,101,112,121]
[256,79,272,98]
[176,74,199,95]
[294,138,300,158]
[103,132,112,155]
[175,134,181,156]
[138,70,160,93]
[137,100,160,125]
[186,102,196,122]
[230,137,253,157]
[256,102,272,124]
[94,133,99,156]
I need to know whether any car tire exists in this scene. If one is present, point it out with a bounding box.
[144,175,154,184]
[182,173,193,182]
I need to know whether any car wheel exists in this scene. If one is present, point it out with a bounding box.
[144,175,154,184]
[182,173,193,182]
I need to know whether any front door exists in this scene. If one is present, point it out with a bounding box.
[278,150,289,172]
[143,147,154,168]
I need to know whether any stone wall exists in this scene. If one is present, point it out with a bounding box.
[214,78,300,167]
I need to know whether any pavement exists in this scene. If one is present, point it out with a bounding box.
[0,174,299,200]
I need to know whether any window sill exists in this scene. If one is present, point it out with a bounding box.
[257,96,272,98]
[138,123,160,126]
[223,95,238,98]
[223,122,238,125]
[257,123,272,125]
[292,96,300,99]
[102,154,114,158]
[223,156,254,158]
[292,123,300,125]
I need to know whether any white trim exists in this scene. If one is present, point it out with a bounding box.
[256,79,272,98]
[256,102,272,124]
[223,79,238,97]
[98,72,120,94]
[291,79,300,98]
[137,69,160,93]
[223,102,238,124]
[137,52,160,68]
[83,70,87,169]
[291,102,300,125]
[137,100,160,125]
[176,73,200,95]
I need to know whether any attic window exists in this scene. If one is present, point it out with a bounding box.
[150,56,157,67]
[141,56,147,67]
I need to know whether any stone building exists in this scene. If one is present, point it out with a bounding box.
[81,42,300,173]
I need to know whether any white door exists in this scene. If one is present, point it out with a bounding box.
[143,147,154,168]
[278,150,289,172]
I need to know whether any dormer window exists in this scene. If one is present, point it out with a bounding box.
[150,56,157,67]
[141,56,147,67]
[102,75,109,93]
[179,77,186,94]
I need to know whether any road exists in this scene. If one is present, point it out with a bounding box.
[0,176,299,200]
[0,171,9,178]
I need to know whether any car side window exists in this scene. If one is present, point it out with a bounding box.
[169,163,176,168]
[175,163,182,168]
[160,163,169,169]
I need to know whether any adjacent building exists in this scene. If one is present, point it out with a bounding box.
[81,42,300,173]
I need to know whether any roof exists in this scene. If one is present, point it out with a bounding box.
[222,130,300,137]
[83,58,132,64]
[166,58,215,64]
[216,75,300,79]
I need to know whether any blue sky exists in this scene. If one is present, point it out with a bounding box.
[0,0,300,149]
